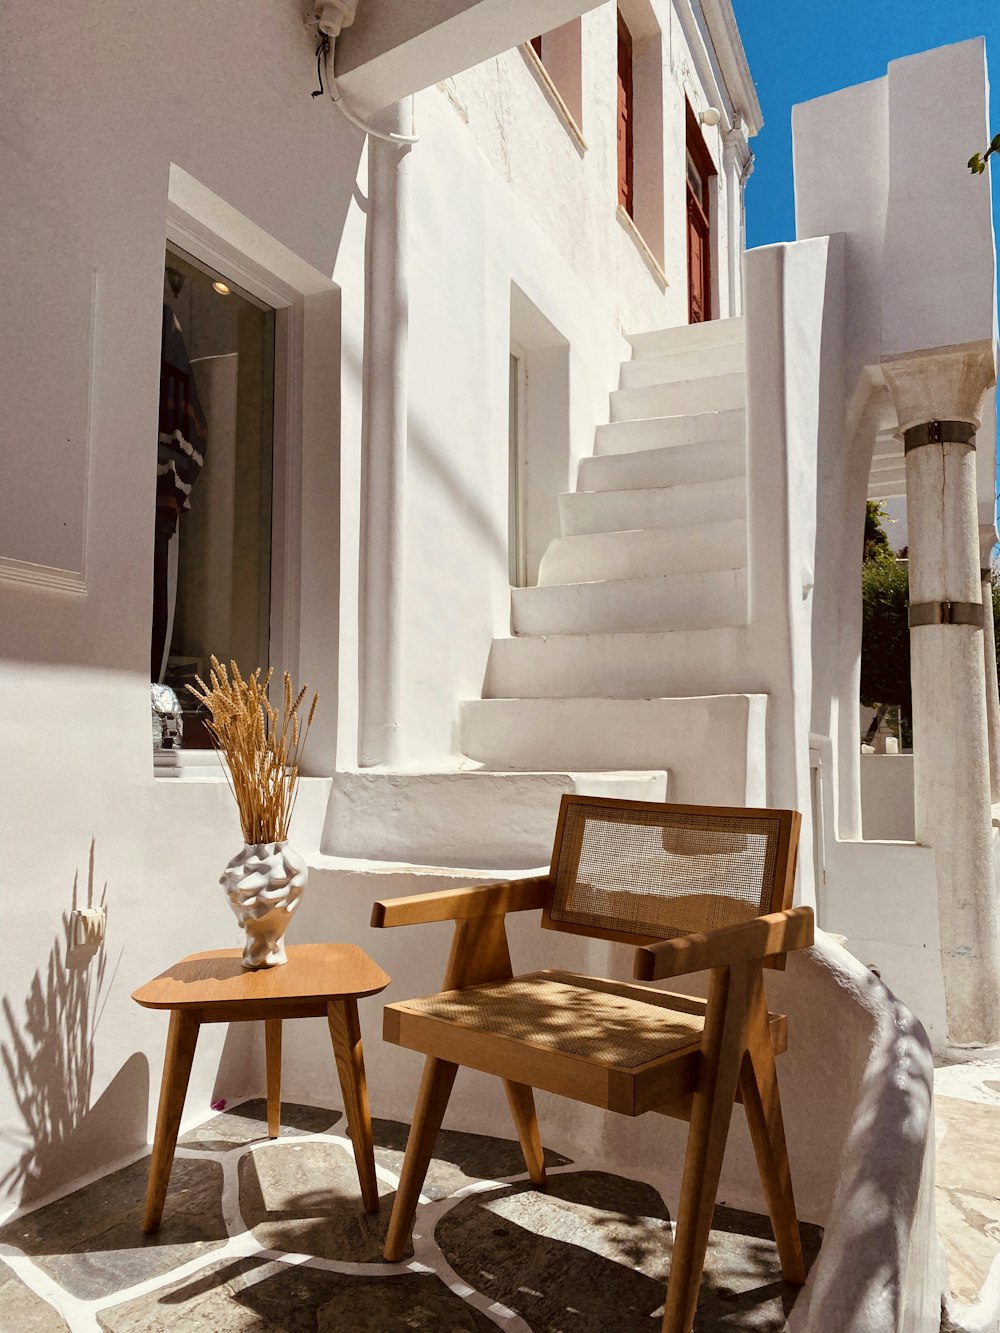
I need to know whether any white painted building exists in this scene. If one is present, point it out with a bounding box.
[2,0,998,1327]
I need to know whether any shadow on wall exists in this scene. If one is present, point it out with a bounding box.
[0,841,148,1208]
[787,946,938,1333]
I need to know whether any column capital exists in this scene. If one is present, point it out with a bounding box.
[881,342,997,438]
[722,122,752,175]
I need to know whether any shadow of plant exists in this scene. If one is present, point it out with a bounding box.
[0,840,122,1204]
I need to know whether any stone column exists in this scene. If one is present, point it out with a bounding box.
[883,346,1000,1046]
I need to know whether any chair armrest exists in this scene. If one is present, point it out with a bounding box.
[632,906,814,982]
[371,875,552,928]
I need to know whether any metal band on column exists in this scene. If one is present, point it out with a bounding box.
[909,600,984,628]
[903,420,976,452]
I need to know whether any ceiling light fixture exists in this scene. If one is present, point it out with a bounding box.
[212,281,232,296]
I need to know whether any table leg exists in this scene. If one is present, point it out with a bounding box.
[143,1009,200,1233]
[265,1019,282,1138]
[327,999,379,1212]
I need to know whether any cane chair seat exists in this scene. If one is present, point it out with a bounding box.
[388,969,789,1117]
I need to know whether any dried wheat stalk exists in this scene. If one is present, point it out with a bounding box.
[188,657,319,844]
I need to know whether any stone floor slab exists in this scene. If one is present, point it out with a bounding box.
[436,1173,822,1333]
[0,1259,71,1330]
[936,1093,1000,1303]
[178,1100,341,1152]
[97,1254,500,1332]
[239,1141,395,1261]
[0,1156,227,1300]
[372,1116,572,1200]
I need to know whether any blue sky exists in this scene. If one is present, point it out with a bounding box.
[730,0,1000,252]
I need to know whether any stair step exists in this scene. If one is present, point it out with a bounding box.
[512,568,747,635]
[559,475,745,536]
[484,627,755,700]
[628,316,745,359]
[537,520,746,585]
[595,409,744,456]
[611,372,744,422]
[458,695,768,805]
[323,768,668,869]
[578,437,744,492]
[619,339,744,390]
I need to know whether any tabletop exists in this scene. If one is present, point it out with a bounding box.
[132,942,391,1011]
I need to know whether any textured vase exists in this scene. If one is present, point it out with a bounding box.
[220,842,307,969]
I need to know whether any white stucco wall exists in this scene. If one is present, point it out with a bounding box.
[0,0,750,1213]
[861,754,915,841]
[791,38,999,1051]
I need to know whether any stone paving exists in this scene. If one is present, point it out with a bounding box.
[935,1053,1000,1315]
[0,1099,822,1332]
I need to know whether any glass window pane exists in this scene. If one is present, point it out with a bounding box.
[155,246,275,748]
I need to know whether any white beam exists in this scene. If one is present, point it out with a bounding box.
[334,0,606,116]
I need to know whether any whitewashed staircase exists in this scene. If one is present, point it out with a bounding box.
[460,315,768,810]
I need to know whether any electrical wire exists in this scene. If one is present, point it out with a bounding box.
[312,31,418,145]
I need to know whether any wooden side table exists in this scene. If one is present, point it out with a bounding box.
[132,942,390,1233]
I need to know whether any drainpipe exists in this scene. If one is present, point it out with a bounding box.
[358,101,414,767]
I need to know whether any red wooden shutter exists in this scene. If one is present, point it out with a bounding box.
[617,13,633,216]
[685,105,715,323]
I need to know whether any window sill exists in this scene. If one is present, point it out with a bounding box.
[154,749,227,781]
[615,206,668,291]
[519,44,587,156]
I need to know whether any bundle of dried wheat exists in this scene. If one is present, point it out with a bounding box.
[188,657,318,844]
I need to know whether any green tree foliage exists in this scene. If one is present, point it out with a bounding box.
[863,499,891,561]
[968,132,1000,175]
[860,549,911,722]
[860,499,1000,738]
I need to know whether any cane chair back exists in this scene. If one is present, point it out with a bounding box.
[543,797,798,951]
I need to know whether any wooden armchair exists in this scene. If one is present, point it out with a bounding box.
[371,795,812,1333]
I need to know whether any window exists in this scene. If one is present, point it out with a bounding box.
[524,21,584,138]
[686,103,717,323]
[617,12,634,217]
[154,245,276,746]
[614,4,665,274]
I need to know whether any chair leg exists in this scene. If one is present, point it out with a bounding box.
[383,1056,458,1261]
[504,1080,546,1187]
[739,968,805,1284]
[662,963,748,1333]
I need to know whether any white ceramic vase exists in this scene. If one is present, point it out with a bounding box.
[220,841,307,969]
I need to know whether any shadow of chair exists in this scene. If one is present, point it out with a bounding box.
[371,795,813,1333]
